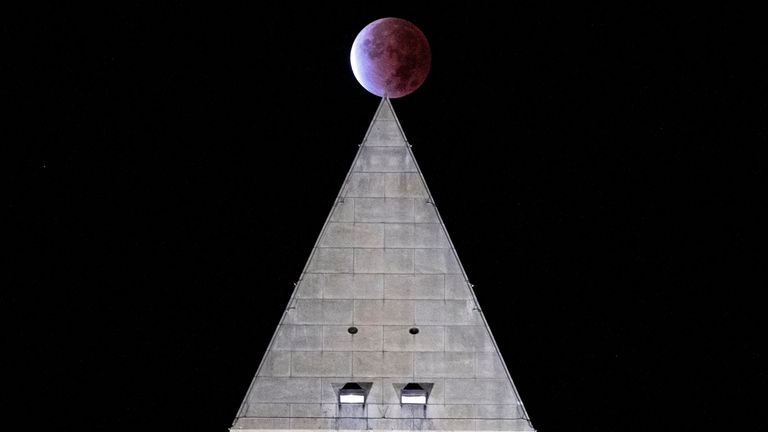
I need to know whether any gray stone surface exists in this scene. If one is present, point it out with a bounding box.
[445,325,495,352]
[273,325,323,351]
[415,199,440,223]
[242,403,290,418]
[354,147,417,173]
[306,248,353,273]
[324,273,383,299]
[247,377,321,403]
[415,248,462,274]
[446,274,472,300]
[234,417,290,429]
[329,198,354,222]
[352,325,384,351]
[354,197,414,223]
[476,404,525,419]
[415,300,481,326]
[347,173,427,198]
[295,273,323,299]
[476,419,534,431]
[258,351,291,377]
[321,325,354,351]
[384,274,444,299]
[475,352,508,379]
[289,403,337,419]
[414,352,475,378]
[286,299,354,325]
[231,99,535,431]
[383,325,445,352]
[426,404,476,419]
[353,248,414,274]
[384,223,450,248]
[289,417,335,429]
[291,351,352,377]
[364,118,403,145]
[354,299,414,325]
[319,222,385,248]
[444,379,516,405]
[353,351,413,377]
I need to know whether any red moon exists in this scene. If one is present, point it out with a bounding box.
[350,18,431,98]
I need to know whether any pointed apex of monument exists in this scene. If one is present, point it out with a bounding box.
[231,98,536,432]
[375,97,396,120]
[361,97,407,147]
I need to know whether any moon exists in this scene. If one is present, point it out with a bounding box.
[350,18,431,98]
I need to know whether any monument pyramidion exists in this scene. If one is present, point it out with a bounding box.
[230,98,535,432]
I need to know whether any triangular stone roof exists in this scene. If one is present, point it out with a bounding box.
[231,98,535,431]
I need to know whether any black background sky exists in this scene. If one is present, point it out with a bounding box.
[6,2,766,431]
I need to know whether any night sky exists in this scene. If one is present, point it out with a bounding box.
[6,3,765,431]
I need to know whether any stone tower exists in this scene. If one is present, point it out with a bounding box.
[231,98,535,431]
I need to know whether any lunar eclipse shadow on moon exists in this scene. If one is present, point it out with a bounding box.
[350,17,431,98]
